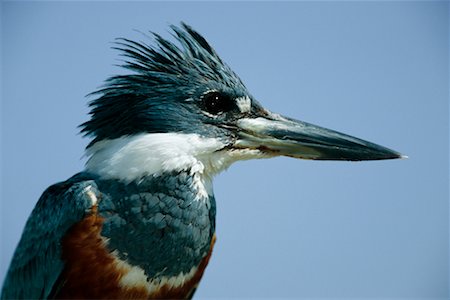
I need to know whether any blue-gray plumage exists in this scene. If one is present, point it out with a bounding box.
[1,22,403,300]
[97,171,215,277]
[1,175,96,299]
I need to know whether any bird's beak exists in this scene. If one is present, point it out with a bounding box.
[235,114,403,161]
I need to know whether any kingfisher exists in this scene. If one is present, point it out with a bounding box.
[1,23,403,299]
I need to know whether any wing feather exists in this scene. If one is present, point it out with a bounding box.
[1,174,99,299]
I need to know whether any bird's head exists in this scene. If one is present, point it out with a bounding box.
[82,23,402,183]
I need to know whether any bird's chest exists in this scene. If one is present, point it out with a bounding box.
[56,173,216,299]
[99,187,215,277]
[103,174,215,268]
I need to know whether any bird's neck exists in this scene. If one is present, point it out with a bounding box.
[83,133,236,190]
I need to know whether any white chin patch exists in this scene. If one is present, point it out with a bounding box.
[84,133,267,192]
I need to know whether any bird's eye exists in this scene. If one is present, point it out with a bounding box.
[202,91,233,115]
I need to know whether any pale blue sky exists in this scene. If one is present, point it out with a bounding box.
[1,1,449,298]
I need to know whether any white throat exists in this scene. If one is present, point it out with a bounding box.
[85,133,266,191]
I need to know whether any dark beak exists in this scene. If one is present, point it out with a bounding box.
[235,115,404,161]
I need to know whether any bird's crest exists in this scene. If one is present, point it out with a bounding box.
[80,22,246,147]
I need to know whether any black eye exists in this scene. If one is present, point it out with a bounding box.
[202,91,233,115]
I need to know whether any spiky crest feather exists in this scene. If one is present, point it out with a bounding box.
[80,22,246,147]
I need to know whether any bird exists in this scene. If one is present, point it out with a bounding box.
[1,22,403,299]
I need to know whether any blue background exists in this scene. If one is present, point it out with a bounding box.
[1,1,448,298]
